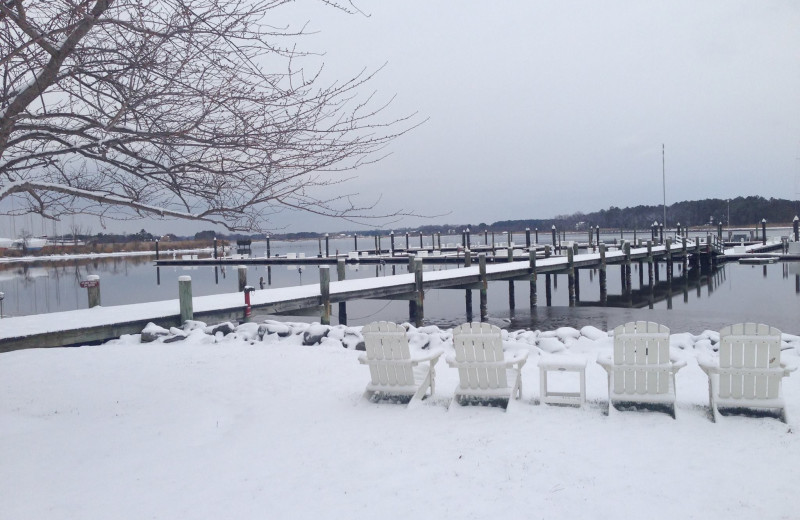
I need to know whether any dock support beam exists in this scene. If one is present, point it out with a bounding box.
[87,275,101,308]
[666,238,673,283]
[599,243,607,305]
[529,249,537,308]
[179,275,193,324]
[237,265,247,292]
[479,254,488,320]
[567,247,575,307]
[337,259,347,325]
[319,266,331,325]
[413,258,424,327]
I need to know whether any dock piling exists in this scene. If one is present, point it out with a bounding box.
[479,254,488,320]
[86,275,101,308]
[237,265,247,292]
[320,266,330,325]
[178,275,193,324]
[337,259,347,325]
[529,249,537,308]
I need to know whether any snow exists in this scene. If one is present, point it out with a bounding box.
[2,320,800,519]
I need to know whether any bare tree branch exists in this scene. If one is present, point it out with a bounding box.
[0,0,421,231]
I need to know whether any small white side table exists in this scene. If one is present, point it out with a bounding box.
[539,355,587,406]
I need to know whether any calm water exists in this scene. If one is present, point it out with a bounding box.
[2,234,798,335]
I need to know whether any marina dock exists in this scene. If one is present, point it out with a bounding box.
[0,237,787,352]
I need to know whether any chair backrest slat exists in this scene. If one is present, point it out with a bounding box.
[362,321,415,387]
[453,322,508,391]
[717,323,782,401]
[612,321,671,396]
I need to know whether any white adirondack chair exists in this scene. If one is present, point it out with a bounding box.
[698,323,796,422]
[598,321,686,418]
[359,321,443,404]
[446,322,529,409]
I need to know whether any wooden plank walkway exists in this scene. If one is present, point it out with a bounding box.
[0,239,731,352]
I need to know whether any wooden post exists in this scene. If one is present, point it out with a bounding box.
[666,238,673,283]
[266,236,271,258]
[413,258,424,326]
[525,228,531,248]
[623,242,632,298]
[86,274,101,308]
[405,232,410,250]
[659,224,664,245]
[337,259,347,325]
[762,218,767,245]
[325,234,330,257]
[567,247,575,307]
[354,234,358,252]
[535,228,539,244]
[479,254,488,320]
[178,275,192,324]
[465,229,471,249]
[717,222,722,240]
[419,231,424,249]
[595,226,600,250]
[545,273,552,306]
[318,238,322,257]
[484,229,488,245]
[638,260,644,288]
[390,231,395,256]
[213,238,217,259]
[551,225,557,252]
[319,266,330,325]
[155,239,160,260]
[794,216,799,242]
[529,249,537,308]
[544,244,551,258]
[491,231,496,253]
[438,232,442,249]
[508,278,515,310]
[465,249,473,318]
[588,227,593,251]
[237,265,247,292]
[507,243,513,262]
[599,243,607,305]
[507,230,513,250]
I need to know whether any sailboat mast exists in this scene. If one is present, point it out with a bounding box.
[662,144,666,228]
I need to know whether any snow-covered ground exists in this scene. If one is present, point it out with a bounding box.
[2,320,799,519]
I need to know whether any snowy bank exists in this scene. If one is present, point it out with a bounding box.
[2,320,799,519]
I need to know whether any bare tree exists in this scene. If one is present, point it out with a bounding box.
[0,0,416,231]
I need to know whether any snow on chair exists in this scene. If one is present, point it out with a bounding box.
[598,321,686,418]
[698,323,795,422]
[447,322,529,410]
[359,321,443,405]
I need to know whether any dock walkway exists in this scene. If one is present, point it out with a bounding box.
[0,239,774,352]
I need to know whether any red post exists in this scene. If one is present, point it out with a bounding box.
[244,286,255,319]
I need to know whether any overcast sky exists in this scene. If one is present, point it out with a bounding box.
[5,0,800,237]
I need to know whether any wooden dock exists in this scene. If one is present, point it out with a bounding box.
[0,237,778,352]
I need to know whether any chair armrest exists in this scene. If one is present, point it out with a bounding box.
[697,355,716,375]
[413,348,444,365]
[596,353,612,372]
[506,349,529,369]
[670,358,687,374]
